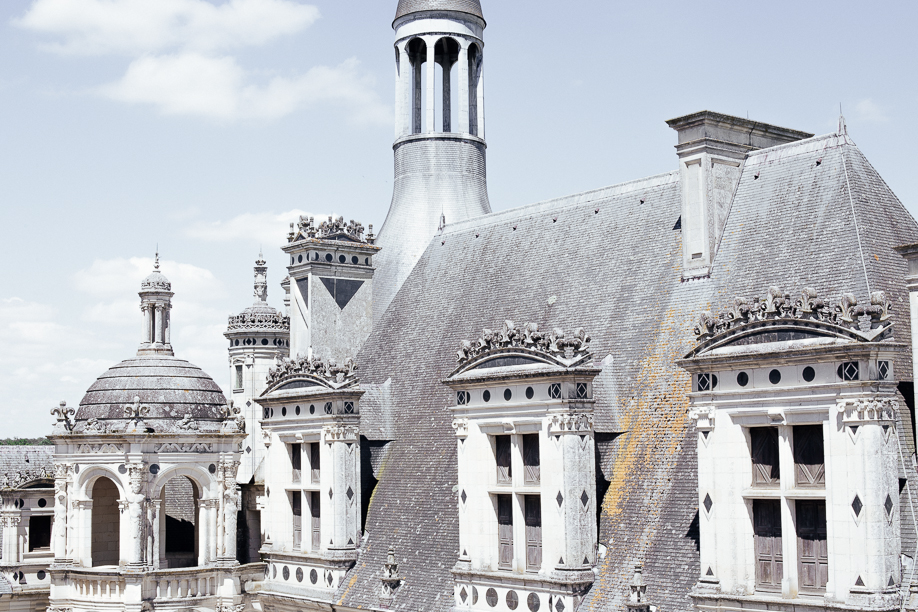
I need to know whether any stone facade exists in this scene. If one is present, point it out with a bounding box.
[5,2,918,612]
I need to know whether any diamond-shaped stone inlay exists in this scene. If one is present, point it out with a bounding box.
[461,490,467,504]
[852,494,863,516]
[246,400,252,407]
[328,488,333,499]
[556,492,564,507]
[855,575,865,587]
[245,446,252,454]
[555,598,565,612]
[346,486,354,501]
[703,494,713,513]
[885,494,894,516]
[580,491,589,508]
[327,571,333,586]
[460,587,468,603]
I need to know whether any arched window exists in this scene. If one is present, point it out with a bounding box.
[406,38,427,134]
[468,43,482,136]
[159,476,200,569]
[90,477,121,567]
[434,37,460,132]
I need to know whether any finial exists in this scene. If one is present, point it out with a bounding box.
[154,249,160,270]
[839,104,848,136]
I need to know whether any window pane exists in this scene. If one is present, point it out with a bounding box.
[751,427,780,486]
[793,425,825,487]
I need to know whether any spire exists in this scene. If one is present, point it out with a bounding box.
[838,109,848,136]
[254,251,268,303]
[138,253,174,357]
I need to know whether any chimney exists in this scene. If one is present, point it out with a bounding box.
[666,111,813,280]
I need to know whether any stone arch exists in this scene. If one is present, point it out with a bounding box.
[406,37,427,134]
[158,475,200,568]
[150,465,214,499]
[89,476,121,567]
[77,466,126,500]
[434,36,460,132]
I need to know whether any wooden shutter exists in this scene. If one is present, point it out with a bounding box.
[496,436,512,485]
[497,494,513,569]
[311,443,321,484]
[793,425,825,487]
[523,434,540,485]
[525,495,542,570]
[797,500,828,592]
[292,492,302,549]
[753,499,783,591]
[310,491,321,551]
[291,443,301,483]
[751,427,780,486]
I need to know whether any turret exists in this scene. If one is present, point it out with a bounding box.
[137,253,174,356]
[373,0,492,321]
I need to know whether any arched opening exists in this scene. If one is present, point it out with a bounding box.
[406,38,427,134]
[434,37,460,133]
[468,43,482,136]
[90,477,121,567]
[159,476,200,569]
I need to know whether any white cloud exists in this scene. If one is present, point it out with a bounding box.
[183,208,319,244]
[15,0,320,56]
[99,54,390,122]
[854,98,889,123]
[15,0,389,123]
[72,256,225,302]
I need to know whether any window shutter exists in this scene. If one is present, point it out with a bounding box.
[525,495,542,570]
[311,491,321,551]
[753,499,783,591]
[797,500,828,592]
[498,495,513,569]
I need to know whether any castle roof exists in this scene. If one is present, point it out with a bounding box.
[0,446,53,490]
[336,131,918,611]
[74,357,229,433]
[394,0,483,21]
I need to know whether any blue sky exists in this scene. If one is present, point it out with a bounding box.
[1,0,915,437]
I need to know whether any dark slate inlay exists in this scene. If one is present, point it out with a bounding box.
[855,575,865,587]
[296,277,309,304]
[320,277,364,309]
[852,494,863,516]
[703,494,713,513]
[885,494,894,516]
[461,490,467,504]
[580,491,589,508]
[556,492,563,507]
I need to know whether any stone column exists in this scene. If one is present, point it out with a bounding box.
[323,422,360,558]
[199,499,214,565]
[142,305,152,344]
[442,56,452,133]
[53,470,70,562]
[164,306,171,346]
[395,43,411,138]
[426,38,436,133]
[476,60,485,139]
[1,513,20,563]
[149,499,161,569]
[457,44,469,134]
[76,500,92,566]
[894,243,918,444]
[154,305,164,345]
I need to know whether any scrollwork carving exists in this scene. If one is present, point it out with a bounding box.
[266,355,358,388]
[456,320,591,365]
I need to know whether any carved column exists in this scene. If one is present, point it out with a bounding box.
[127,464,146,567]
[147,498,160,569]
[0,512,20,563]
[164,306,171,346]
[220,460,241,564]
[322,422,361,558]
[53,464,72,562]
[199,498,216,565]
[74,499,92,566]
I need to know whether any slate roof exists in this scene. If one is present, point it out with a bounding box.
[75,356,228,432]
[395,0,484,21]
[0,445,54,489]
[336,131,918,612]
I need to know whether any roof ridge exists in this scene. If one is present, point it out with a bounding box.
[443,170,679,235]
[745,131,855,164]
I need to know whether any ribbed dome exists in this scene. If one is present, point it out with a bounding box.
[75,356,228,433]
[395,0,484,21]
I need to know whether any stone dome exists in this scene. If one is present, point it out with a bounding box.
[394,0,484,21]
[74,356,228,433]
[140,270,171,292]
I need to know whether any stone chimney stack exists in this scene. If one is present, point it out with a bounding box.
[666,111,812,280]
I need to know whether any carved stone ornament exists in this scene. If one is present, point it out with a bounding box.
[689,406,716,430]
[323,424,360,443]
[0,465,53,490]
[176,413,199,431]
[140,253,171,292]
[837,398,899,424]
[693,287,893,342]
[220,401,245,433]
[47,607,74,612]
[128,463,145,495]
[83,418,107,434]
[266,355,358,389]
[456,320,591,366]
[380,545,402,602]
[124,397,151,425]
[451,418,469,438]
[155,442,213,453]
[78,443,125,454]
[548,412,594,435]
[288,214,375,245]
[51,401,75,432]
[226,310,289,332]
